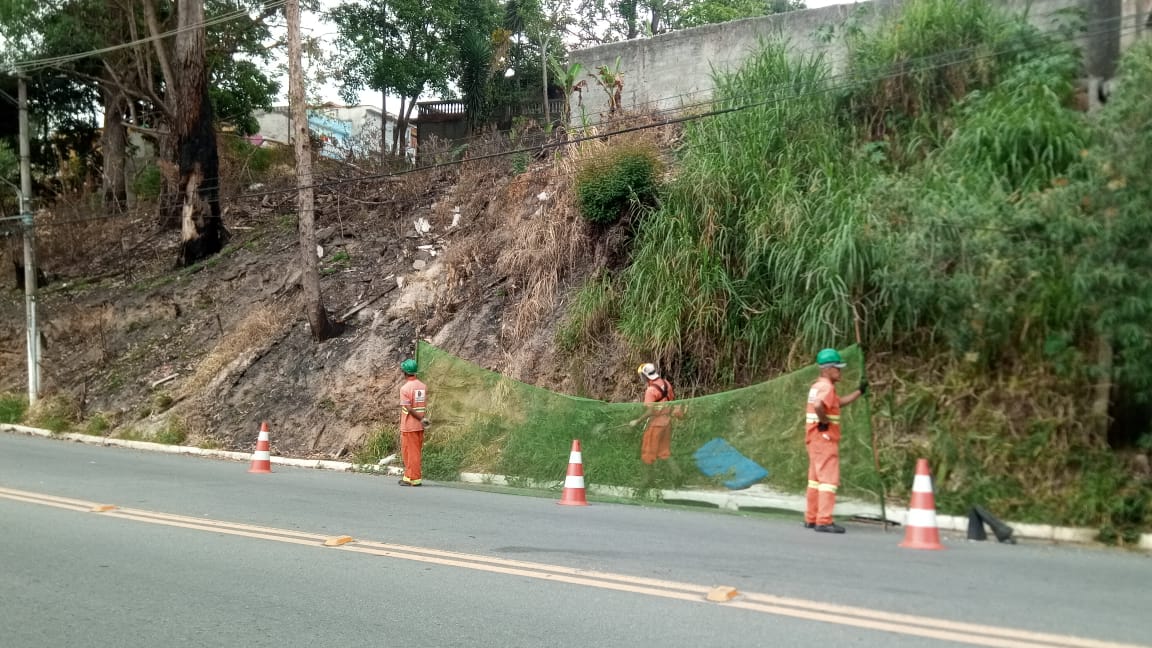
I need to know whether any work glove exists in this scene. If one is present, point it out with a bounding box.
[422,418,431,428]
[817,421,830,432]
[858,380,869,395]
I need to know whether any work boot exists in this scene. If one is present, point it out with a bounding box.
[804,522,816,529]
[813,523,846,534]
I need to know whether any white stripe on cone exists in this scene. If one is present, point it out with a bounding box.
[912,474,933,493]
[569,451,582,464]
[564,475,585,489]
[251,451,271,460]
[906,508,938,528]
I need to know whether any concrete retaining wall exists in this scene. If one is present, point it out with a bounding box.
[569,0,1149,122]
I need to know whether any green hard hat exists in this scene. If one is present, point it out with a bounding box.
[816,348,847,368]
[401,358,418,374]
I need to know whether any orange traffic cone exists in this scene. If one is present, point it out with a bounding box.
[558,439,588,506]
[248,421,273,474]
[899,458,943,550]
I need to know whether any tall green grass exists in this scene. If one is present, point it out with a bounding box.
[618,45,876,385]
[0,393,26,424]
[556,275,619,354]
[840,0,1074,163]
[556,0,1152,535]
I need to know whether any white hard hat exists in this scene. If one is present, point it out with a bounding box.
[637,362,660,379]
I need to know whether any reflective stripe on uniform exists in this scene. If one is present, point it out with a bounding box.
[817,483,838,493]
[807,480,820,489]
[805,414,841,422]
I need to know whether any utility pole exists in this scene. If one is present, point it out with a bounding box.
[18,75,40,406]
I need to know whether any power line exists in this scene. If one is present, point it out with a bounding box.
[218,10,1152,200]
[2,11,1141,226]
[227,15,1147,202]
[4,0,288,74]
[280,3,1133,159]
[6,2,1129,195]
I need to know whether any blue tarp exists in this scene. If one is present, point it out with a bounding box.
[693,438,769,490]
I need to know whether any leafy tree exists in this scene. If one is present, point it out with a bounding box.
[490,0,570,127]
[454,0,501,130]
[0,0,277,214]
[675,0,805,29]
[205,0,281,135]
[328,0,459,156]
[571,0,804,44]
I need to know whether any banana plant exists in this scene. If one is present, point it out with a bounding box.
[548,56,584,126]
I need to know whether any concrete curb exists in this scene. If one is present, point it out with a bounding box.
[4,423,1147,550]
[0,423,402,476]
[456,473,1129,547]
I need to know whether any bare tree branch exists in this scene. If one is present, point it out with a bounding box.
[142,0,177,104]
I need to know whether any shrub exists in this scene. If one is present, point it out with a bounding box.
[26,395,77,434]
[133,164,163,200]
[556,275,618,354]
[0,393,26,424]
[575,145,662,225]
[353,427,398,466]
[224,137,276,175]
[84,413,110,436]
[154,417,188,445]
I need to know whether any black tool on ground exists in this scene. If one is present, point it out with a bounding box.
[967,505,1016,544]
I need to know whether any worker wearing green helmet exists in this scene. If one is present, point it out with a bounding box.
[398,358,428,487]
[804,348,867,534]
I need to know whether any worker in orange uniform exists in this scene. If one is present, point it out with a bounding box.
[398,358,428,487]
[805,348,867,533]
[630,362,684,483]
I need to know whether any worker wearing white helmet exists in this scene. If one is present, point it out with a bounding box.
[630,362,684,479]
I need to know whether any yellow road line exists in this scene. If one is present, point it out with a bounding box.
[0,486,1143,648]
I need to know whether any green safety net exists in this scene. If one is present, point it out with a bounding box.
[416,341,880,501]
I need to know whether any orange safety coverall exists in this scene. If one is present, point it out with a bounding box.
[399,376,428,484]
[805,376,841,526]
[641,377,675,465]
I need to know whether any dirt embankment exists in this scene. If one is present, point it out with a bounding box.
[0,134,651,458]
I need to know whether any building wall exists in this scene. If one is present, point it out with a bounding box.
[252,105,415,160]
[568,0,1148,123]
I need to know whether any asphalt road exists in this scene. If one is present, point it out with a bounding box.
[1,433,1149,648]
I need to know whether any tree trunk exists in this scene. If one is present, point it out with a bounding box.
[174,0,228,266]
[101,87,128,212]
[144,0,182,228]
[288,0,339,342]
[156,133,182,228]
[1091,336,1114,442]
[381,89,389,163]
[541,38,550,127]
[622,0,638,39]
[392,97,406,157]
[650,0,662,35]
[394,99,417,159]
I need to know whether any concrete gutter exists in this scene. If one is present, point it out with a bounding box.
[4,423,1148,550]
